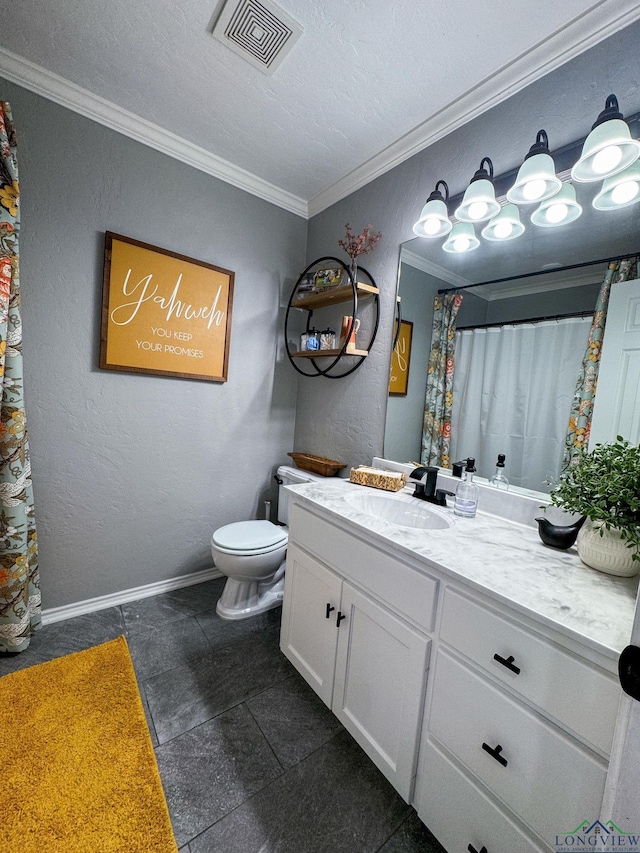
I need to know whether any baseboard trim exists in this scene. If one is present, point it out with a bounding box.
[41,566,223,625]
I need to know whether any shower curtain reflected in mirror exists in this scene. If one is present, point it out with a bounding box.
[449,315,592,492]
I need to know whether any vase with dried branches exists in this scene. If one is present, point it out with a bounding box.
[338,223,382,285]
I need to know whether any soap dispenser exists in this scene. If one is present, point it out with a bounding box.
[489,454,509,490]
[454,457,479,518]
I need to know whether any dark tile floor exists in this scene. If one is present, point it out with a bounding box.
[0,577,446,853]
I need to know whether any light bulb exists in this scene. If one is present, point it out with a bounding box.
[611,180,639,205]
[453,236,471,252]
[592,145,623,175]
[423,217,442,235]
[522,179,547,201]
[493,221,513,239]
[467,201,488,220]
[546,202,568,224]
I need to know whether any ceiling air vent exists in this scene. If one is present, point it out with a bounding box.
[212,0,303,74]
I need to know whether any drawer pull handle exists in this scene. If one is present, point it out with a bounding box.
[336,611,346,627]
[468,846,488,853]
[482,742,508,767]
[325,603,335,619]
[493,653,520,674]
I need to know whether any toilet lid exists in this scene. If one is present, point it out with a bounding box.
[212,520,288,554]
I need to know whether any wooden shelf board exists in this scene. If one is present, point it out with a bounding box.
[291,282,379,311]
[292,348,368,358]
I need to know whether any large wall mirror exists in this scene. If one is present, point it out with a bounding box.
[384,160,639,495]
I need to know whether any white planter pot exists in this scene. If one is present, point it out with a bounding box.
[576,520,640,577]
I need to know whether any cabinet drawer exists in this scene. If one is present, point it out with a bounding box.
[290,503,438,631]
[415,739,547,853]
[429,649,607,846]
[440,588,619,754]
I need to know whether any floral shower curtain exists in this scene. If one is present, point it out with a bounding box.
[0,101,40,653]
[421,291,463,467]
[563,257,638,469]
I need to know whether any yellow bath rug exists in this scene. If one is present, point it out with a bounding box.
[0,636,178,853]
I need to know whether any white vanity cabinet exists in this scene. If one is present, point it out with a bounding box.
[280,505,435,801]
[280,486,627,853]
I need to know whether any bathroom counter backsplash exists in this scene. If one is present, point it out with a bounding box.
[285,479,638,661]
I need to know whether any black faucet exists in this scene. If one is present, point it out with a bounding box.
[410,466,438,501]
[410,466,455,507]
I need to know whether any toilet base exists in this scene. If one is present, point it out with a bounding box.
[216,564,286,620]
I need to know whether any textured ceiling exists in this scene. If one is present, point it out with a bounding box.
[1,0,639,215]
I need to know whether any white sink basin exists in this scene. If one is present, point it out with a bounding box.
[345,491,454,530]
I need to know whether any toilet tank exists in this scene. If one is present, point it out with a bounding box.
[276,464,327,524]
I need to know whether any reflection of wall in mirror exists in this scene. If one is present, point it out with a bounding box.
[384,263,439,463]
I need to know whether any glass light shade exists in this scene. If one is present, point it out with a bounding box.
[454,178,501,223]
[571,119,640,182]
[593,161,640,210]
[531,183,582,227]
[506,152,562,204]
[481,204,525,241]
[412,197,452,238]
[442,222,480,253]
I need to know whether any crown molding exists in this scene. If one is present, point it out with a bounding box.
[400,247,470,288]
[307,0,640,218]
[480,266,605,301]
[0,47,308,219]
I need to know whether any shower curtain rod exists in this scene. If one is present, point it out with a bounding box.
[456,309,594,332]
[437,250,640,295]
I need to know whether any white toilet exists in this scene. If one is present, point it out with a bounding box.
[212,465,324,620]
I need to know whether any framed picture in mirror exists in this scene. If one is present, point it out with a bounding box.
[389,319,413,396]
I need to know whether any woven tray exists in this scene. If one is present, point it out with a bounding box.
[349,466,406,491]
[288,452,346,477]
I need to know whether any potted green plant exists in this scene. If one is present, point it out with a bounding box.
[549,436,640,576]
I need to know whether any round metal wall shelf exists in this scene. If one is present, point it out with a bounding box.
[284,256,380,378]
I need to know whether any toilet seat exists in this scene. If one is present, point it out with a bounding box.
[212,520,287,556]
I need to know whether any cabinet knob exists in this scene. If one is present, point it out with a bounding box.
[468,845,488,853]
[325,603,335,619]
[619,645,640,701]
[482,742,508,767]
[493,653,520,674]
[336,611,346,627]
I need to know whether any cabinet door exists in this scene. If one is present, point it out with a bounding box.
[332,582,430,801]
[280,543,342,707]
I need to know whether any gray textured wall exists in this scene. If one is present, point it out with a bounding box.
[298,20,640,469]
[4,80,306,609]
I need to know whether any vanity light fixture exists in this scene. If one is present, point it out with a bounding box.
[571,94,640,183]
[531,182,582,227]
[454,158,501,223]
[412,180,453,238]
[481,204,525,241]
[506,130,562,204]
[442,222,480,253]
[593,160,640,210]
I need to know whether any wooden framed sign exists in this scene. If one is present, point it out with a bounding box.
[388,319,413,396]
[100,232,234,382]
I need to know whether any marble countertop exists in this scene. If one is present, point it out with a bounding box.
[286,479,638,662]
